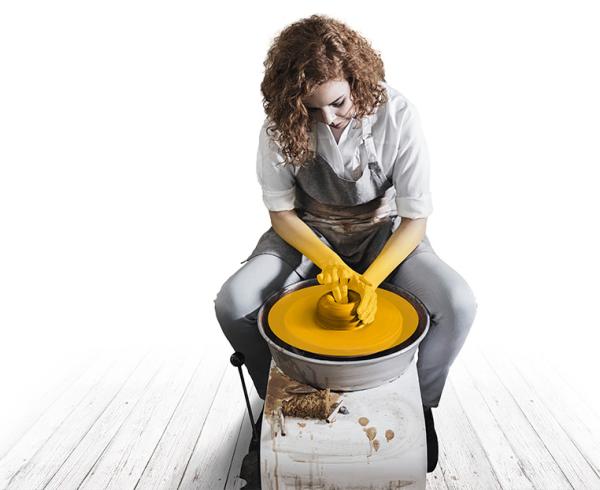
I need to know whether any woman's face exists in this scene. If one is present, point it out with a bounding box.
[302,79,354,131]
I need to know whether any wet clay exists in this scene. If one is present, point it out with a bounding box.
[364,427,377,441]
[363,426,379,456]
[315,290,362,330]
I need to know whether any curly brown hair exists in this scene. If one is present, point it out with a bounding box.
[260,15,388,167]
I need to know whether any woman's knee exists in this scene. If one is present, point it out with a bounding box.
[214,254,302,324]
[214,273,246,326]
[444,275,478,332]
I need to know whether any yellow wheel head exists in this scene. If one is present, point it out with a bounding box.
[267,284,420,357]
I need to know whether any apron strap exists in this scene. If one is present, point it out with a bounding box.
[360,115,378,164]
[309,120,317,156]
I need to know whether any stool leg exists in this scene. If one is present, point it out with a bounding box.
[230,351,259,442]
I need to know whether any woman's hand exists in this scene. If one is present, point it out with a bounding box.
[348,274,377,325]
[317,262,377,325]
[316,262,354,303]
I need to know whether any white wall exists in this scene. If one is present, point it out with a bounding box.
[1,0,599,455]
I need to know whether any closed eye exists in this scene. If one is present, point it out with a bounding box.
[306,98,346,111]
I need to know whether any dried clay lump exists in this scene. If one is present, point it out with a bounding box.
[281,388,334,419]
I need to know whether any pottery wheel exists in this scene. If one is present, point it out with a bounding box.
[267,284,420,357]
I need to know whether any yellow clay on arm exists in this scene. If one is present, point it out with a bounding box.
[363,217,427,289]
[269,210,344,271]
[356,217,427,324]
[270,210,367,314]
[269,210,396,326]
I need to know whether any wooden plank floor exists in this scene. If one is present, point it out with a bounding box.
[1,339,599,490]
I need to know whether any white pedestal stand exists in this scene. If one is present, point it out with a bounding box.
[260,358,427,489]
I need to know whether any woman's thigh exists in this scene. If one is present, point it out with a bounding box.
[215,253,307,322]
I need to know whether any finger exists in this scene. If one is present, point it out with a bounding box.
[362,292,378,321]
[368,304,378,323]
[366,296,377,318]
[367,290,377,309]
[359,312,373,327]
[359,303,374,324]
[367,302,378,323]
[369,295,379,321]
[356,286,369,314]
[357,293,371,317]
[339,269,347,282]
[356,294,364,316]
[317,271,324,284]
[332,285,342,303]
[357,285,375,315]
[331,268,339,286]
[340,268,351,284]
[362,295,376,318]
[340,284,348,303]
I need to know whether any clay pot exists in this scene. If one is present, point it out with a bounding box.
[315,290,363,330]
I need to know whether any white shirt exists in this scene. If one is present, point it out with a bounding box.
[255,82,433,219]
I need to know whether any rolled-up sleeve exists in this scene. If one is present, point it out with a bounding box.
[256,121,296,211]
[392,101,434,219]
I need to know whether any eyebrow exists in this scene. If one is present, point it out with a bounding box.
[305,95,345,109]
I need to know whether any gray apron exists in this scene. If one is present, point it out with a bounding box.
[241,115,433,278]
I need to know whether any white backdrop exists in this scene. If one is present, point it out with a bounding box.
[1,0,599,455]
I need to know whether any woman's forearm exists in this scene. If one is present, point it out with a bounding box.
[269,210,343,270]
[362,217,427,288]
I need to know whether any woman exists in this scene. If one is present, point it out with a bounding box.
[214,14,478,474]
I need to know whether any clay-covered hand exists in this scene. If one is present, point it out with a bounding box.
[316,262,354,304]
[348,274,378,326]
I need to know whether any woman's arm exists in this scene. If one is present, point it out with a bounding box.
[269,210,392,324]
[362,217,427,288]
[269,210,344,270]
[270,209,390,324]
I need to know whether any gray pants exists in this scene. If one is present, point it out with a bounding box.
[214,246,477,408]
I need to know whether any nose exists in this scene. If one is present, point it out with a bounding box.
[321,108,336,125]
